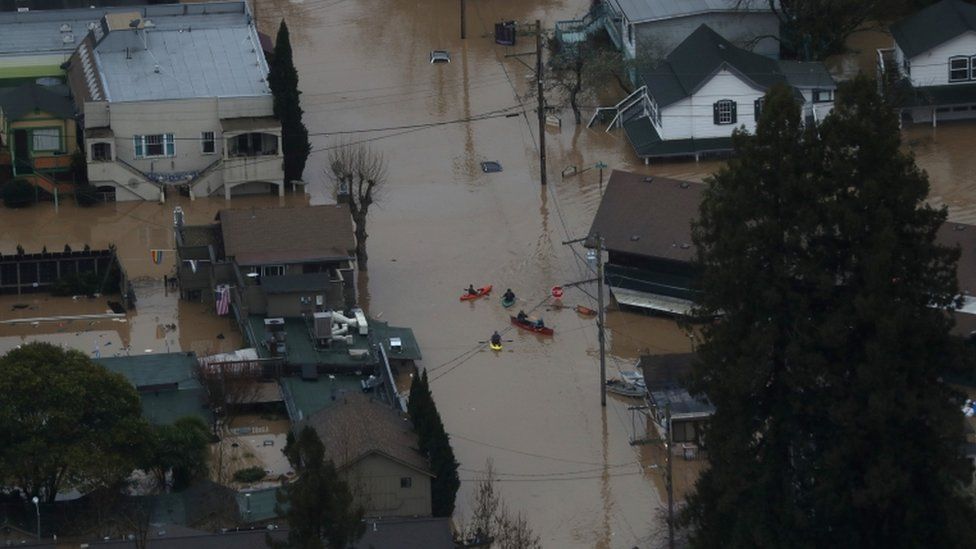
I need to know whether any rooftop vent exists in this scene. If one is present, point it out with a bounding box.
[88,21,98,31]
[60,23,72,32]
[143,19,155,28]
[61,34,75,44]
[154,64,160,73]
[128,19,140,28]
[630,235,641,241]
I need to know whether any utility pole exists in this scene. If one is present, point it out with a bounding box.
[595,161,607,196]
[597,235,606,406]
[460,0,466,39]
[665,404,675,549]
[535,19,547,186]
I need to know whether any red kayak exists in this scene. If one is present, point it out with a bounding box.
[510,316,554,336]
[460,285,492,301]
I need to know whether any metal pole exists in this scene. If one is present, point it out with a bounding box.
[460,0,466,39]
[665,404,675,549]
[32,497,40,539]
[597,235,606,406]
[535,20,547,186]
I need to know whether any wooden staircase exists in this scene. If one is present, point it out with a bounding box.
[20,172,76,196]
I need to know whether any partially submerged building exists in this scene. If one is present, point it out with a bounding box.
[878,0,976,125]
[598,25,835,161]
[65,1,288,201]
[0,82,78,192]
[639,353,713,454]
[95,352,211,426]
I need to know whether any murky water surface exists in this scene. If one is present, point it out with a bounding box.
[0,2,973,546]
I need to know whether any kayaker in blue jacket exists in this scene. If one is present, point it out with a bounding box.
[503,289,516,302]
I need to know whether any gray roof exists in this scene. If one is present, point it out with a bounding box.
[0,1,248,57]
[0,82,74,120]
[641,24,789,108]
[779,61,836,90]
[92,17,269,102]
[95,351,200,390]
[218,205,355,266]
[610,0,773,23]
[891,0,976,58]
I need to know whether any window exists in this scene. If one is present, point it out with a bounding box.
[753,98,764,120]
[91,142,111,161]
[134,134,175,158]
[201,131,215,154]
[32,128,61,151]
[713,99,736,125]
[400,477,412,489]
[949,56,970,82]
[627,23,634,45]
[972,56,976,81]
[228,133,278,157]
[261,265,285,277]
[902,58,911,76]
[812,89,834,103]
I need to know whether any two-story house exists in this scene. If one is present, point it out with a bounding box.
[879,0,976,125]
[175,204,357,313]
[0,82,78,193]
[603,0,780,61]
[604,24,835,161]
[302,393,434,518]
[64,1,289,201]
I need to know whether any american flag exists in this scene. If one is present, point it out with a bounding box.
[216,285,231,316]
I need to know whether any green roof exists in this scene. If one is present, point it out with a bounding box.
[261,273,331,294]
[280,375,368,422]
[140,387,211,426]
[623,116,732,158]
[96,352,201,390]
[237,487,281,523]
[246,316,375,367]
[372,321,422,361]
[891,0,976,58]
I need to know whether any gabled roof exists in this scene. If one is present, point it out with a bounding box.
[217,205,355,266]
[611,0,774,24]
[587,170,703,261]
[641,24,786,107]
[95,352,200,391]
[0,83,74,121]
[891,0,976,58]
[302,392,431,476]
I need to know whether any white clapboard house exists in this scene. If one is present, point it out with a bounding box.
[598,25,835,162]
[878,0,976,125]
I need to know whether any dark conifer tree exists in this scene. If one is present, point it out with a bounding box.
[407,370,460,517]
[268,21,311,185]
[683,78,976,547]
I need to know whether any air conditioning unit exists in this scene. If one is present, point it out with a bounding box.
[312,311,332,340]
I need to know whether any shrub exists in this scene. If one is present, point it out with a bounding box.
[2,180,33,208]
[233,466,266,483]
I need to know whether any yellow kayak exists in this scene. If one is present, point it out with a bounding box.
[490,341,503,351]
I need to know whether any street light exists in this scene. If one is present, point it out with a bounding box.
[31,496,40,539]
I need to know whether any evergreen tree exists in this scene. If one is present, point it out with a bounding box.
[407,370,460,517]
[272,427,364,549]
[683,79,976,547]
[268,21,311,185]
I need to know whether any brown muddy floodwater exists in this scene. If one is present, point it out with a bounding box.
[0,1,972,546]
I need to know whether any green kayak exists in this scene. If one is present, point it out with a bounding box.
[501,295,516,308]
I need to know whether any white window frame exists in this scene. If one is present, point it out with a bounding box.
[949,56,970,83]
[812,89,834,103]
[201,131,216,155]
[31,128,62,152]
[715,99,735,125]
[971,55,976,81]
[91,142,112,161]
[134,133,175,159]
[261,265,285,277]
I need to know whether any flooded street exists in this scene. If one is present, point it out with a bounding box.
[0,1,973,546]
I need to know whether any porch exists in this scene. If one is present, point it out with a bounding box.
[220,116,287,199]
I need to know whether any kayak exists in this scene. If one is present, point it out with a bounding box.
[501,295,516,308]
[460,285,492,301]
[490,341,503,351]
[575,305,597,317]
[510,316,554,336]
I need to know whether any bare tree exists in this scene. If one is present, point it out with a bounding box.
[195,362,263,431]
[494,504,542,549]
[456,459,541,549]
[326,141,388,270]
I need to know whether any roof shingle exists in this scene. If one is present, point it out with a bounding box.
[218,205,355,266]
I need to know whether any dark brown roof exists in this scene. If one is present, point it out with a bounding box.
[587,170,702,262]
[217,205,355,266]
[302,393,431,476]
[937,222,976,296]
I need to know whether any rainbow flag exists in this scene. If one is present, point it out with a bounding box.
[150,249,164,264]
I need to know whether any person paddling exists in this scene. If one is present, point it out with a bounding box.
[503,288,516,302]
[490,331,502,347]
[466,284,479,296]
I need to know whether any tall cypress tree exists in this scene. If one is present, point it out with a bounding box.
[407,370,460,517]
[268,21,311,184]
[683,79,976,547]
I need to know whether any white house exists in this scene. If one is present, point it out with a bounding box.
[879,0,976,125]
[602,0,780,60]
[603,25,835,161]
[65,1,288,201]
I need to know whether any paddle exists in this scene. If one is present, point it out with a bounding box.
[478,339,514,344]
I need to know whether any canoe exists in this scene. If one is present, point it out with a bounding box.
[510,316,554,336]
[501,296,516,308]
[489,341,503,351]
[575,305,597,317]
[460,285,492,301]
